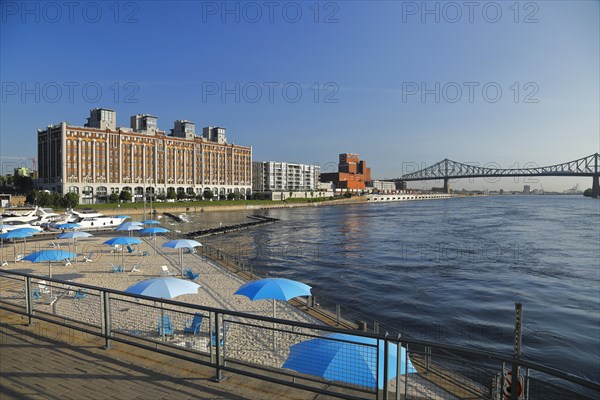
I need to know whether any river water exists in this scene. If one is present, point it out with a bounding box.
[176,195,599,382]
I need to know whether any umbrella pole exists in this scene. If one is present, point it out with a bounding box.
[48,260,53,298]
[13,240,16,263]
[122,247,125,269]
[180,248,183,277]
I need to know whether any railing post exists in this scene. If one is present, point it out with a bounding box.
[383,334,389,400]
[395,335,401,400]
[25,276,33,325]
[425,346,431,373]
[212,311,225,382]
[511,302,523,400]
[335,304,340,326]
[101,291,111,349]
[404,343,409,399]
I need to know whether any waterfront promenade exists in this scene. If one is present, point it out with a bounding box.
[0,308,316,400]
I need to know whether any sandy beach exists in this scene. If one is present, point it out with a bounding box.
[0,231,452,399]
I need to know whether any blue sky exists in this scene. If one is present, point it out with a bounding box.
[1,0,598,191]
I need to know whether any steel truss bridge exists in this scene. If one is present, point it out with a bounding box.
[398,153,600,197]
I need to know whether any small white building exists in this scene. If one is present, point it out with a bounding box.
[366,180,397,193]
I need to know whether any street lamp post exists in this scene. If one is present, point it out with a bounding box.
[147,178,153,216]
[139,177,147,216]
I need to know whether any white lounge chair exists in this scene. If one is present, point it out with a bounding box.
[83,253,94,263]
[37,280,50,294]
[130,263,141,273]
[1,260,8,267]
[51,241,60,248]
[15,254,24,262]
[64,259,72,267]
[161,265,175,276]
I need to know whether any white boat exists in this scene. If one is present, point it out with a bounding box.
[31,207,62,226]
[1,208,39,224]
[49,209,123,230]
[0,221,44,233]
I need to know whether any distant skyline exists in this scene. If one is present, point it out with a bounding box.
[1,1,598,192]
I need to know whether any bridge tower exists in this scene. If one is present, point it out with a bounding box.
[443,159,451,193]
[443,178,450,194]
[592,153,600,198]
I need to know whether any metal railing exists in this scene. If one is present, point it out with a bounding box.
[197,241,396,333]
[1,270,598,400]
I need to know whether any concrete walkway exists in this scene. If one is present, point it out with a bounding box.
[0,309,327,400]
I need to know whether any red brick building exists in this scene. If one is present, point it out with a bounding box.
[320,153,371,191]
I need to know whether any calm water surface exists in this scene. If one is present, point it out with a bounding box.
[179,196,599,381]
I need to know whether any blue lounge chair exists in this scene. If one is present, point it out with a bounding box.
[184,268,199,281]
[210,323,229,347]
[184,313,204,335]
[111,263,123,273]
[141,250,149,256]
[32,289,41,300]
[74,289,87,299]
[126,245,136,254]
[158,315,174,336]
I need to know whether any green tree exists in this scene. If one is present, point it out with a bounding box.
[157,193,167,201]
[26,190,37,205]
[62,192,79,208]
[13,174,33,194]
[203,190,214,201]
[176,191,187,200]
[166,188,177,200]
[583,188,593,197]
[119,190,132,202]
[108,193,120,203]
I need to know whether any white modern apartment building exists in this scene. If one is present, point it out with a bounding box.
[252,161,320,193]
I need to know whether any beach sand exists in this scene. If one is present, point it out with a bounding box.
[0,232,453,399]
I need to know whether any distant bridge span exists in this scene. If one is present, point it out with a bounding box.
[396,153,600,197]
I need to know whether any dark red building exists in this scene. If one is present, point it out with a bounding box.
[320,153,371,191]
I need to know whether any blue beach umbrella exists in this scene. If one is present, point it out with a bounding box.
[124,277,201,299]
[140,227,170,255]
[235,277,312,318]
[0,229,35,263]
[140,227,170,235]
[236,278,312,348]
[23,249,77,281]
[103,237,142,268]
[162,239,202,277]
[235,278,312,302]
[283,333,417,389]
[57,231,93,240]
[115,221,143,236]
[142,219,161,225]
[57,231,93,259]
